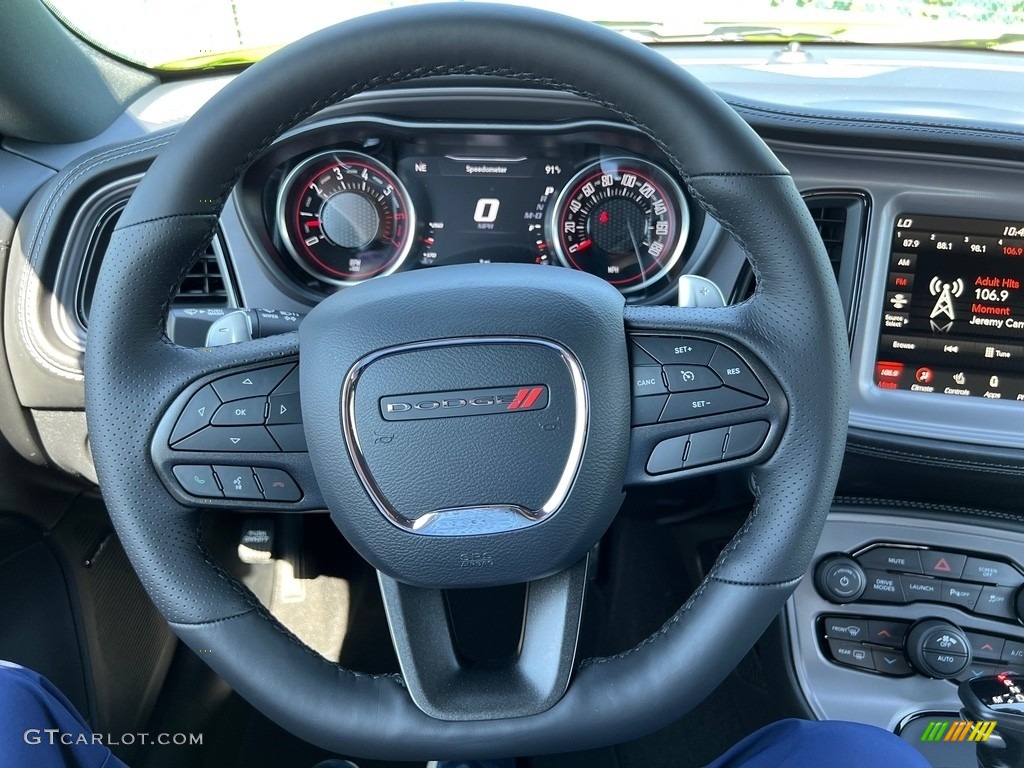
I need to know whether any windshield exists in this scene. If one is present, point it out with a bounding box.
[43,0,1024,70]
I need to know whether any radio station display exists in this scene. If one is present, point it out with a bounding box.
[875,213,1024,401]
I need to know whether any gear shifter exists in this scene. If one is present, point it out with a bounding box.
[958,673,1024,768]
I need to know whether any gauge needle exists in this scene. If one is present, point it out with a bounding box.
[626,221,646,270]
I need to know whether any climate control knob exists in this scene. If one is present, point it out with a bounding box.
[814,555,866,604]
[906,619,972,679]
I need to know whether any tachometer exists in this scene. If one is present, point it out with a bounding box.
[277,151,415,285]
[548,157,688,293]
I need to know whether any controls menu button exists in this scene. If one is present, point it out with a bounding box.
[858,547,922,574]
[862,570,906,603]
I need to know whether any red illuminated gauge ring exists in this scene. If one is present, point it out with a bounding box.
[276,150,416,286]
[548,157,689,293]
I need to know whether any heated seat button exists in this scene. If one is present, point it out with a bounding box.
[253,468,302,502]
[723,421,769,460]
[173,426,280,453]
[646,436,688,475]
[683,427,729,468]
[708,346,768,399]
[631,395,667,426]
[962,557,1024,587]
[664,365,721,393]
[632,366,667,397]
[632,337,716,366]
[213,466,263,500]
[660,388,765,422]
[212,397,267,426]
[267,393,302,425]
[858,547,922,574]
[213,364,295,402]
[172,465,222,498]
[170,385,221,444]
[828,640,874,671]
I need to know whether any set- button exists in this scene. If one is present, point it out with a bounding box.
[170,363,306,452]
[629,336,768,427]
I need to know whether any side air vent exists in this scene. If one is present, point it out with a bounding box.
[733,192,867,342]
[76,201,234,328]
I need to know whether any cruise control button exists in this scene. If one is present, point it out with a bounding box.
[723,421,769,460]
[900,575,942,602]
[664,365,721,393]
[646,436,688,475]
[684,427,728,468]
[172,465,222,498]
[867,619,909,647]
[213,364,295,402]
[212,397,267,426]
[862,570,906,603]
[632,366,667,396]
[268,424,307,452]
[214,466,263,500]
[633,337,716,366]
[965,632,1005,662]
[253,468,302,502]
[824,617,868,641]
[170,385,221,444]
[921,550,966,579]
[858,547,923,574]
[631,395,666,426]
[872,650,912,676]
[962,557,1024,587]
[975,586,1017,620]
[940,581,982,611]
[173,426,279,452]
[708,346,767,399]
[267,393,302,425]
[828,640,874,670]
[660,388,765,422]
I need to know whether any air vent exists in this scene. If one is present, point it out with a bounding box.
[77,203,233,326]
[806,202,848,279]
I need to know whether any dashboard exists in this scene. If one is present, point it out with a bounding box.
[239,119,700,302]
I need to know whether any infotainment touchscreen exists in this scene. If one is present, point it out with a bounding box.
[875,213,1024,401]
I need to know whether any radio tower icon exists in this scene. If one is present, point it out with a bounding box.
[928,277,963,333]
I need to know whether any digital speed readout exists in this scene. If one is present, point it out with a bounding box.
[875,213,1024,401]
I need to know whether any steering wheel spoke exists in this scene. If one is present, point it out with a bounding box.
[379,556,589,720]
[149,337,323,512]
[623,303,789,486]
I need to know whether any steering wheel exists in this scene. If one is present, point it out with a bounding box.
[84,3,848,760]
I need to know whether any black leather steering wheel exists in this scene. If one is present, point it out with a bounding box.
[84,3,849,760]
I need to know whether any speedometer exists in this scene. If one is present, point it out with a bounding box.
[548,157,688,293]
[277,151,415,285]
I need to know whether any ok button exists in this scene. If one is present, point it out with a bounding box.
[212,396,267,426]
[632,366,667,396]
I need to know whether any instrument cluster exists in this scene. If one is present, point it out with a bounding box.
[243,119,702,303]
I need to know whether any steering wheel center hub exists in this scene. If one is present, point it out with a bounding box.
[342,336,587,536]
[299,262,631,588]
